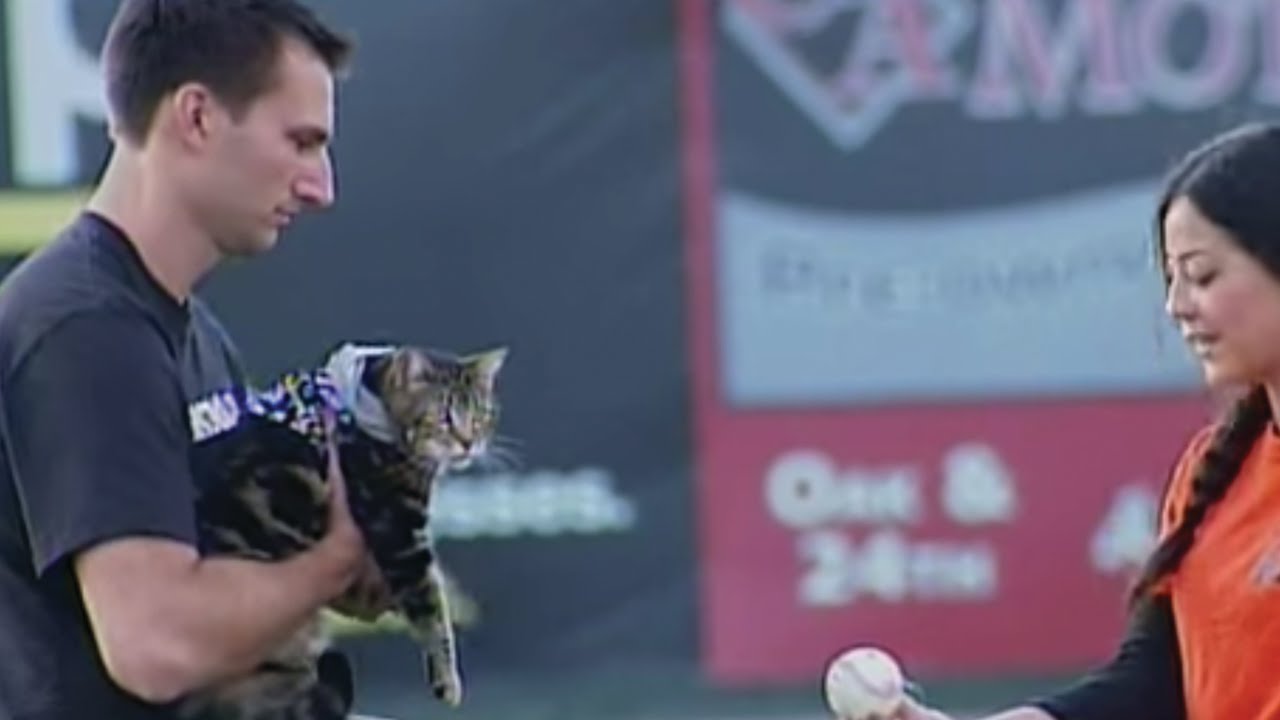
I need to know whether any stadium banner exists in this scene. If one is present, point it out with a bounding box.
[0,0,698,692]
[677,0,1253,684]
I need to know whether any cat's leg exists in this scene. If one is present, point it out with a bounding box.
[398,563,462,706]
[172,654,351,720]
[257,650,352,720]
[271,617,354,720]
[315,648,355,714]
[439,567,480,629]
[172,665,313,720]
[357,496,462,706]
[173,618,336,720]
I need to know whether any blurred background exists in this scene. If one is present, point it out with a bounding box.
[1,0,1266,717]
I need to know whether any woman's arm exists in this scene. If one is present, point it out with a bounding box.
[888,595,1184,720]
[1026,594,1184,720]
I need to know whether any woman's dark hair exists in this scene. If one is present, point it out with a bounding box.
[1129,122,1280,605]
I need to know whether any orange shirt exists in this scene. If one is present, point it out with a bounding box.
[1159,425,1280,720]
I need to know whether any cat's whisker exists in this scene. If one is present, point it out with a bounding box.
[489,435,523,452]
[475,446,522,472]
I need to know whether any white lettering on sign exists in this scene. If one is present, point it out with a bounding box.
[5,0,107,186]
[797,528,998,607]
[433,467,637,540]
[764,449,924,530]
[763,443,1019,529]
[1090,482,1159,574]
[723,0,1280,151]
[940,442,1018,525]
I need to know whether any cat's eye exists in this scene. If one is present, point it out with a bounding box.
[478,403,496,421]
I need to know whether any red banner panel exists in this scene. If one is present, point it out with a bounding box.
[678,0,1221,684]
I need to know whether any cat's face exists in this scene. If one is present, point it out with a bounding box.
[371,346,506,469]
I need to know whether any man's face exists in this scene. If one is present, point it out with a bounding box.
[194,37,337,257]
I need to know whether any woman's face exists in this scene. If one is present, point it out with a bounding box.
[1163,196,1280,389]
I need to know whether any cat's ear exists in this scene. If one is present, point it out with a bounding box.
[390,347,434,389]
[468,347,508,387]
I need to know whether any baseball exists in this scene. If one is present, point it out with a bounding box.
[822,646,906,720]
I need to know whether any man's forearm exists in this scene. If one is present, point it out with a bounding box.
[87,542,355,703]
[156,547,352,690]
[81,464,368,704]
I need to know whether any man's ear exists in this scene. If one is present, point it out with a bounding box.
[169,83,224,150]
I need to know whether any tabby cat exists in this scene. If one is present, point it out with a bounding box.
[179,341,507,720]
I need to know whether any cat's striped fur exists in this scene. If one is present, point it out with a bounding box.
[179,342,506,720]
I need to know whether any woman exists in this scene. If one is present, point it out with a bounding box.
[863,122,1280,720]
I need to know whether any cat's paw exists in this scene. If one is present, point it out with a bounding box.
[431,670,463,707]
[425,653,463,706]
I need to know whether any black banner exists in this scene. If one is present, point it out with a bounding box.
[0,1,699,716]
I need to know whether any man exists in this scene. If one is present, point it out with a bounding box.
[0,1,378,718]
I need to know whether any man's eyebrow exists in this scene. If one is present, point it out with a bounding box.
[290,126,330,145]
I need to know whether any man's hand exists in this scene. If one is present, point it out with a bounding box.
[329,554,395,621]
[311,414,370,598]
[314,413,394,620]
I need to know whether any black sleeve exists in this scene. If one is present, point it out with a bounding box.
[1029,595,1184,720]
[4,310,198,576]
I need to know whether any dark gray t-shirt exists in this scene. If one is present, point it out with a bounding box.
[0,212,245,719]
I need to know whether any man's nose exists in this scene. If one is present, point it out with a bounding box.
[295,151,335,209]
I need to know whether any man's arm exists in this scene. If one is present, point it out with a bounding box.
[76,527,358,701]
[4,310,366,703]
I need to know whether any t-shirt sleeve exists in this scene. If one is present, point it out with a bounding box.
[1028,595,1185,720]
[3,310,198,576]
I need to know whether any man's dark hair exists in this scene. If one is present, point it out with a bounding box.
[102,0,354,144]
